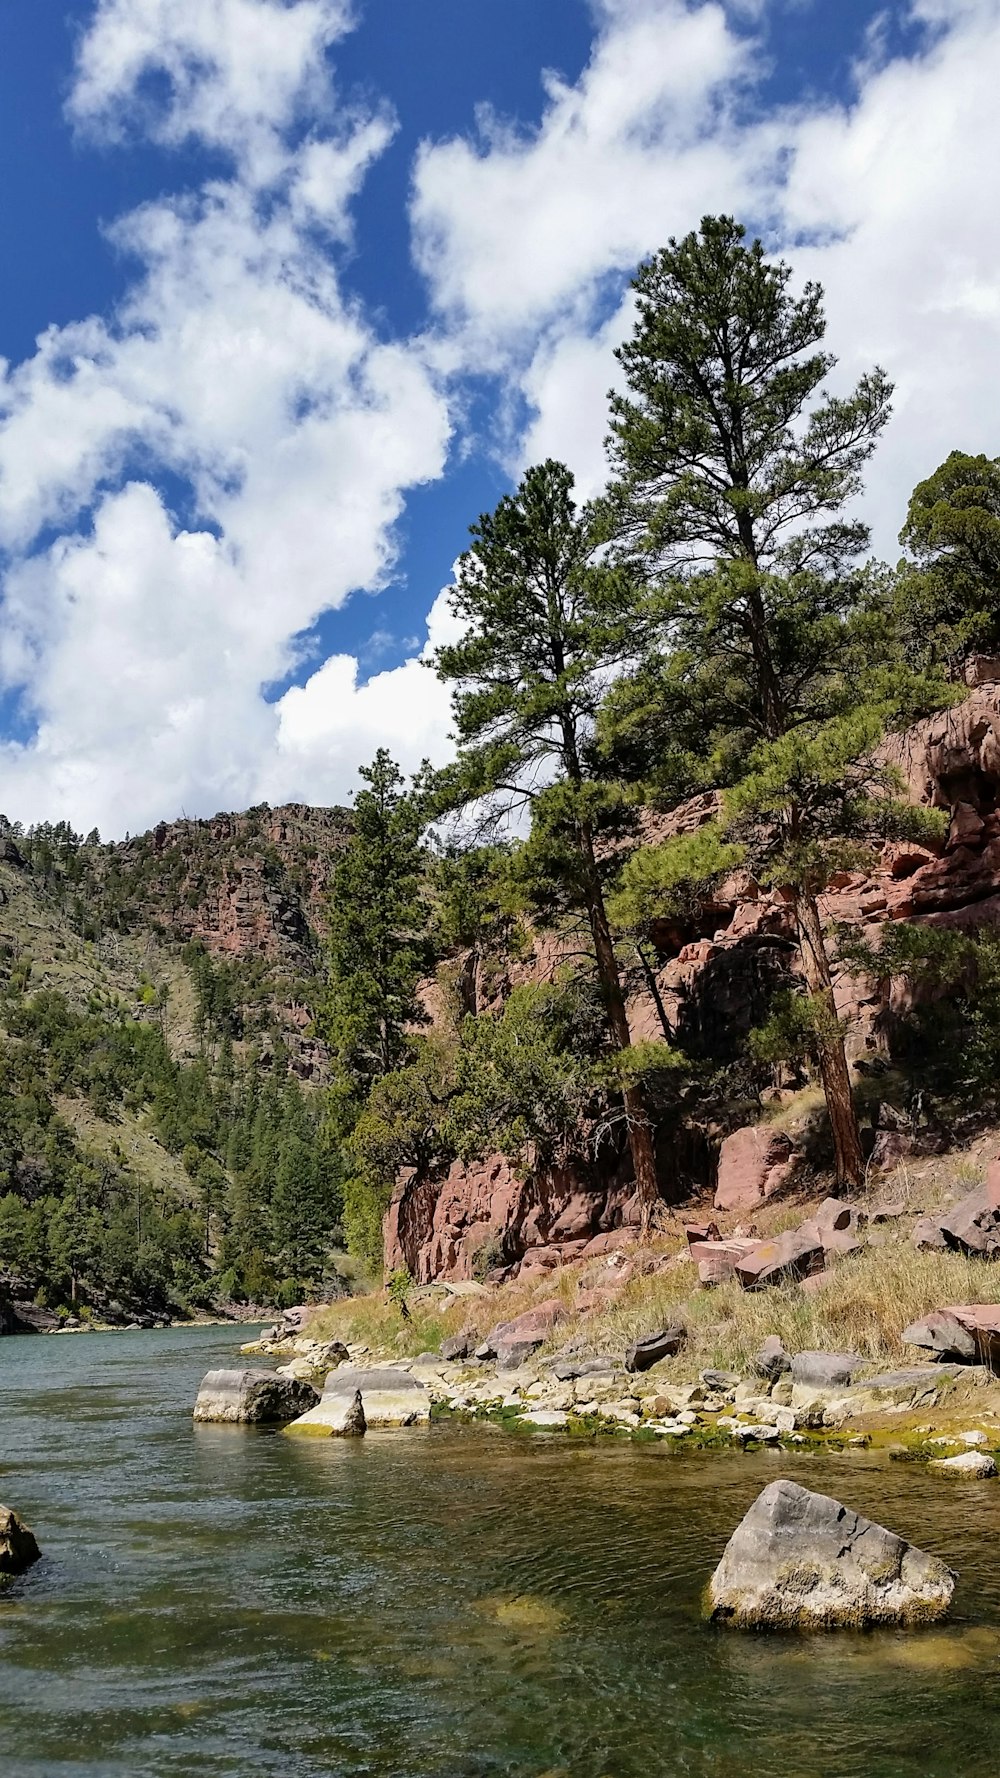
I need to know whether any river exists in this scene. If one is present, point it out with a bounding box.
[3,1325,1000,1776]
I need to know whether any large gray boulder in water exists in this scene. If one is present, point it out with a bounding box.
[193,1368,319,1424]
[707,1479,955,1628]
[0,1505,41,1577]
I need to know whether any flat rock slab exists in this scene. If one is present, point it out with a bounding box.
[903,1312,977,1363]
[287,1367,430,1433]
[0,1505,41,1577]
[707,1478,955,1629]
[864,1366,960,1392]
[735,1228,824,1291]
[521,1409,568,1428]
[943,1304,1000,1365]
[194,1369,319,1425]
[930,1452,997,1478]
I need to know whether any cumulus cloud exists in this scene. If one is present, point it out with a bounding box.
[413,0,1000,555]
[0,0,453,836]
[69,0,354,185]
[412,0,761,348]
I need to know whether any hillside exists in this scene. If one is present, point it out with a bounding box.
[0,804,351,1331]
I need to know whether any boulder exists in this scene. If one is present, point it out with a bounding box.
[497,1337,544,1370]
[624,1325,686,1372]
[701,1368,740,1391]
[938,1177,1000,1257]
[790,1351,861,1389]
[941,1304,1000,1365]
[315,1340,350,1367]
[440,1333,473,1362]
[735,1227,825,1291]
[706,1478,956,1628]
[0,1505,40,1577]
[193,1369,319,1425]
[902,1312,978,1364]
[486,1299,563,1357]
[930,1451,996,1478]
[689,1239,759,1286]
[286,1366,430,1434]
[754,1335,791,1381]
[684,1220,720,1245]
[714,1125,795,1213]
[549,1354,617,1382]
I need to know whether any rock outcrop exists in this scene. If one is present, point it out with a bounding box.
[193,1369,319,1424]
[388,680,1000,1282]
[0,1505,41,1578]
[707,1479,956,1628]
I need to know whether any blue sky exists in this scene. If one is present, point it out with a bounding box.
[0,0,997,835]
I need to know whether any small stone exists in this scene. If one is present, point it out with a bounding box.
[960,1430,990,1447]
[440,1333,473,1361]
[930,1451,997,1478]
[701,1368,740,1391]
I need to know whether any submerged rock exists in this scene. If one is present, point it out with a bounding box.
[707,1478,955,1629]
[193,1369,319,1424]
[0,1505,40,1578]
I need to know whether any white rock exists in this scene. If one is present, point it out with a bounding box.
[930,1451,997,1478]
[522,1409,568,1428]
[960,1430,990,1447]
[773,1408,796,1435]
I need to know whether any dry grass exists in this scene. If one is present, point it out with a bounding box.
[306,1229,1000,1379]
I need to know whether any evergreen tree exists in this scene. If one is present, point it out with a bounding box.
[896,450,1000,671]
[603,215,923,1188]
[325,750,429,1122]
[431,459,667,1222]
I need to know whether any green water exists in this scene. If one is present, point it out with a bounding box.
[3,1328,1000,1777]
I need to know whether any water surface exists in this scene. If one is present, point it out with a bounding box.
[2,1326,1000,1776]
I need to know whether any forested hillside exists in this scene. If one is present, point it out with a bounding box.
[0,808,346,1328]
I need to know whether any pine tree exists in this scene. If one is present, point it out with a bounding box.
[431,459,665,1222]
[603,215,912,1188]
[896,450,1000,672]
[325,750,429,1123]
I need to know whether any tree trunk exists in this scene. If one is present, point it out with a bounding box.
[795,888,865,1189]
[579,833,663,1228]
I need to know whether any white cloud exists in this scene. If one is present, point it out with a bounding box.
[411,0,763,347]
[69,0,354,186]
[0,0,452,837]
[413,0,1000,558]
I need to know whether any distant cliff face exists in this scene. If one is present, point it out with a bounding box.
[112,802,350,971]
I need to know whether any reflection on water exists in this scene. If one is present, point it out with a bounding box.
[3,1326,1000,1775]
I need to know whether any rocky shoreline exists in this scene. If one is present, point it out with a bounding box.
[240,1315,1000,1472]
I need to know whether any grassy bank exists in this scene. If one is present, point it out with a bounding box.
[307,1234,1000,1379]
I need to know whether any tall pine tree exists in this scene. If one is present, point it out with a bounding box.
[432,459,665,1223]
[603,215,913,1188]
